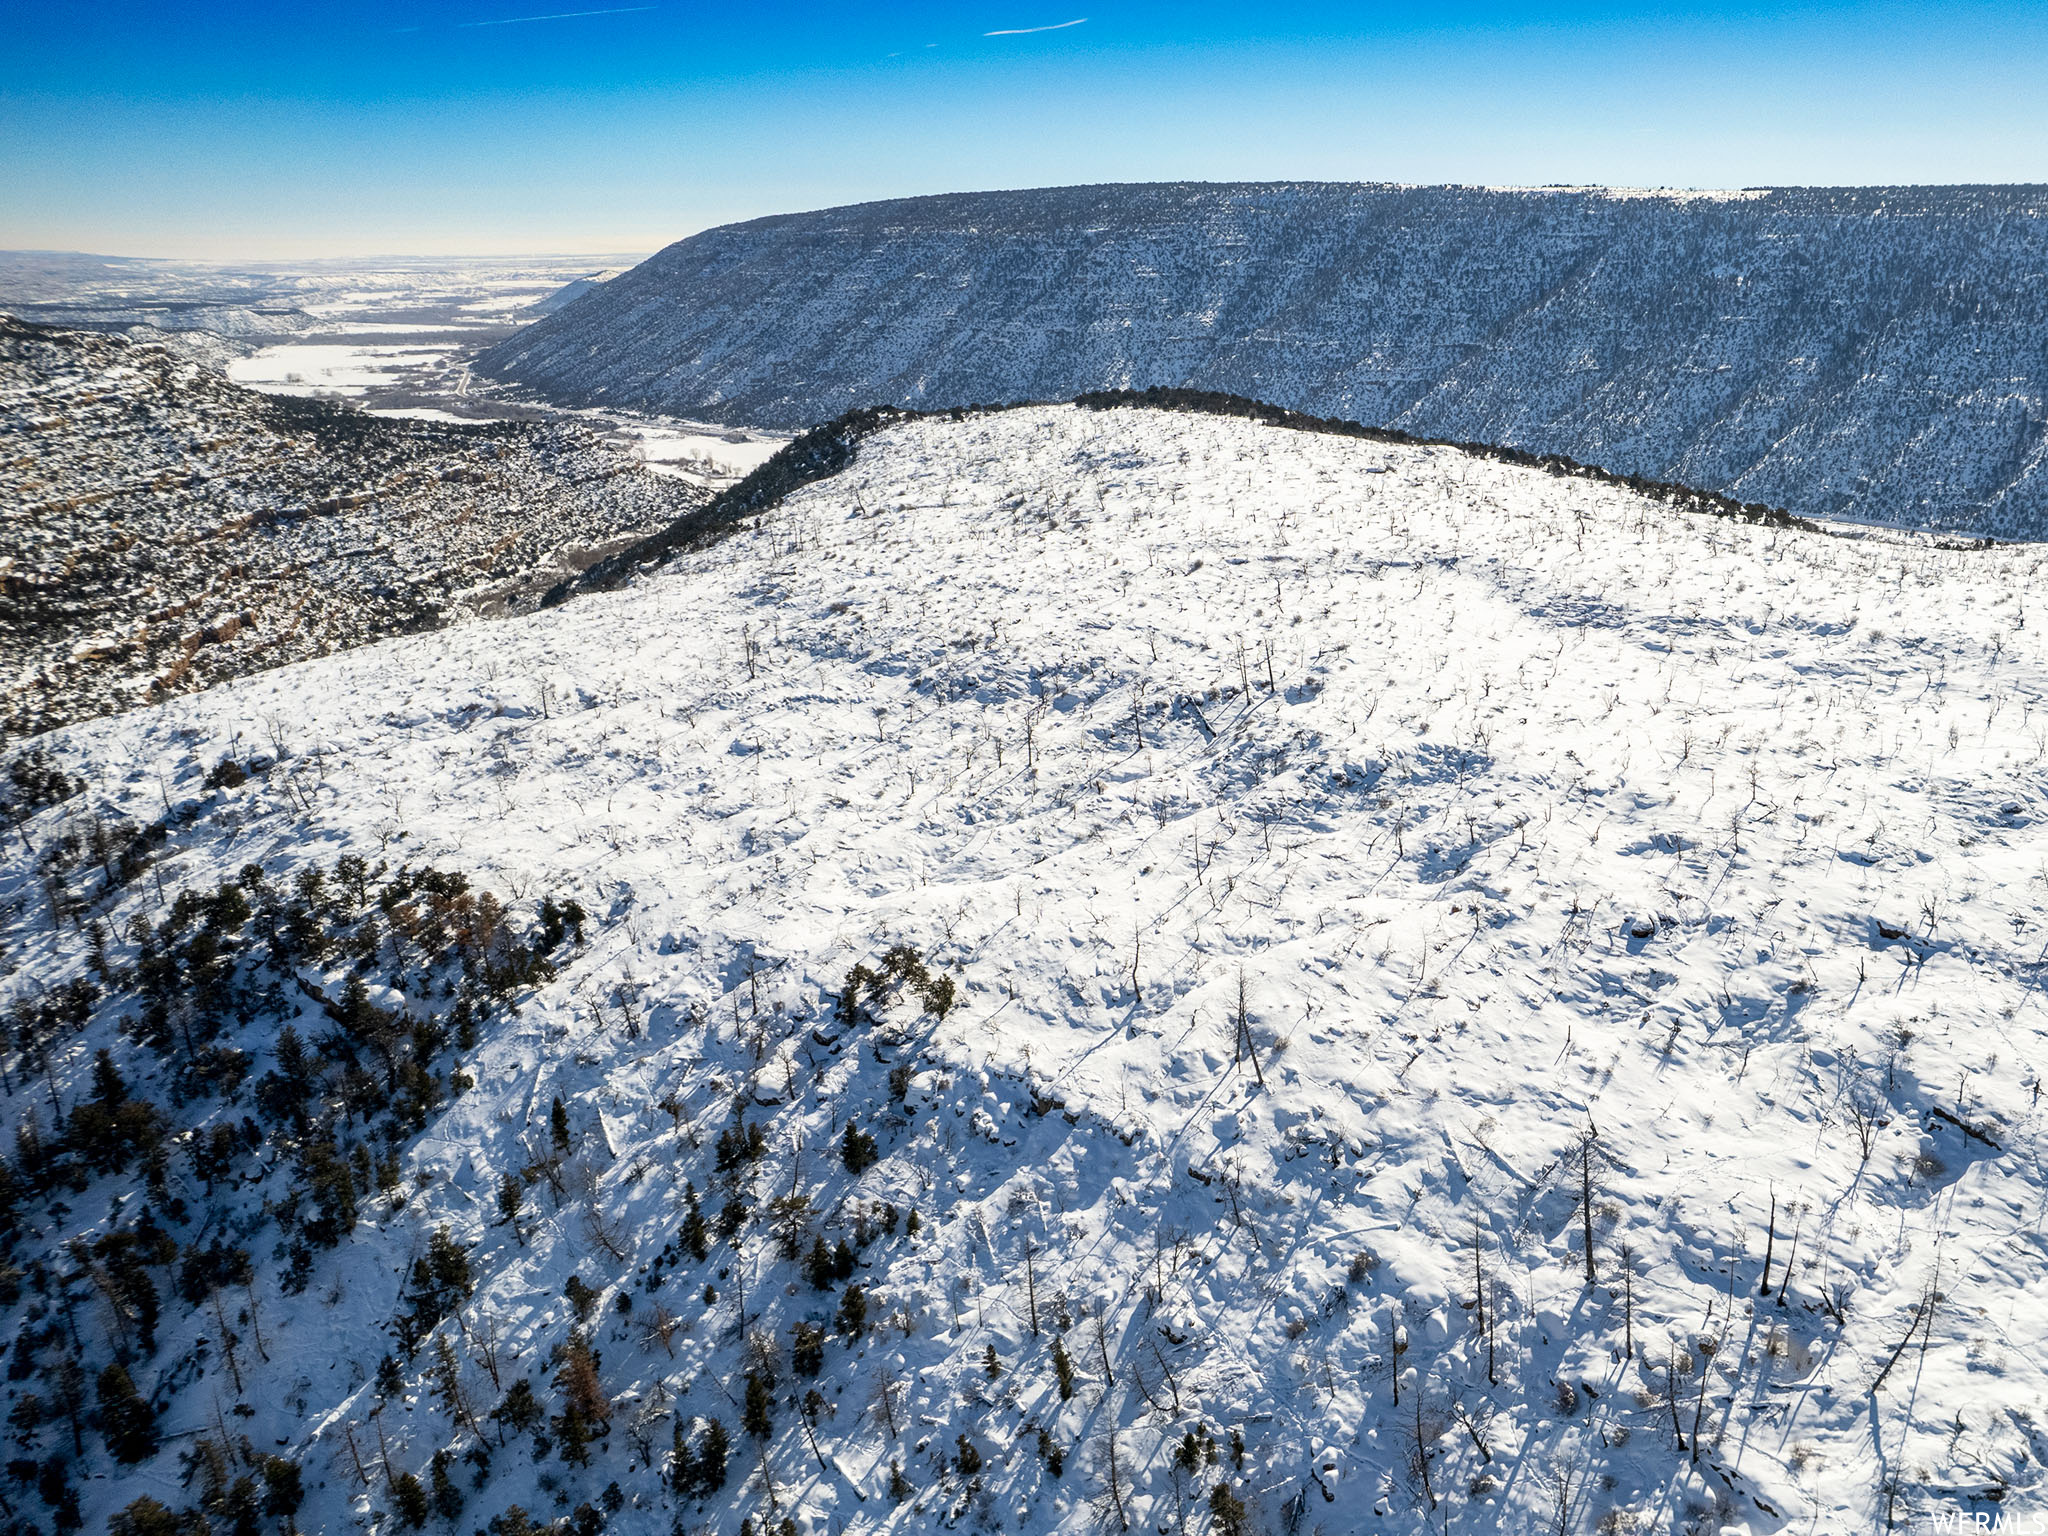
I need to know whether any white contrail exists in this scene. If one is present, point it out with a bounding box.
[984,17,1087,35]
[459,5,656,27]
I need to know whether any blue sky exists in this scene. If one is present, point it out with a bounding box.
[2,1,2043,258]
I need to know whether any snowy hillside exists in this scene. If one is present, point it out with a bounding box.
[1,317,702,742]
[477,181,2048,537]
[4,402,2046,1536]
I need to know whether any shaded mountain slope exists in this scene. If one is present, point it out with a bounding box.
[479,181,2048,535]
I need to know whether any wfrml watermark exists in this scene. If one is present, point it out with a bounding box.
[1923,1512,2047,1533]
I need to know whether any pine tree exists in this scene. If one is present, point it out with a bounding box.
[799,1388,829,1471]
[497,1172,525,1228]
[671,1419,700,1496]
[791,1322,825,1377]
[835,1282,867,1337]
[1037,1427,1065,1477]
[743,1372,774,1438]
[841,1121,879,1175]
[491,1378,545,1439]
[430,1450,464,1522]
[680,1183,710,1261]
[550,1095,572,1155]
[38,1460,75,1525]
[555,1403,594,1467]
[717,1196,748,1240]
[888,1460,913,1502]
[391,1469,430,1528]
[49,1356,89,1455]
[258,1456,303,1518]
[983,1344,1002,1379]
[1052,1336,1076,1400]
[565,1275,599,1322]
[109,1497,181,1536]
[805,1236,835,1291]
[431,1335,481,1439]
[1209,1481,1250,1536]
[955,1435,983,1476]
[699,1417,730,1492]
[96,1362,158,1463]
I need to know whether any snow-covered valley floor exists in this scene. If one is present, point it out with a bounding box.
[7,403,2048,1535]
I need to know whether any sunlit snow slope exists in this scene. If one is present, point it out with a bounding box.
[9,404,2048,1535]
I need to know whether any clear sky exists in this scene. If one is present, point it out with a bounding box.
[2,1,2043,259]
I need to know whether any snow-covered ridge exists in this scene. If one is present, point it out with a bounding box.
[6,404,2047,1534]
[479,180,2048,537]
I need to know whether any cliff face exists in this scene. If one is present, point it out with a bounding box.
[478,181,2048,534]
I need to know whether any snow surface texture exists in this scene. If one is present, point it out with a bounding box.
[11,403,2048,1535]
[477,181,2048,537]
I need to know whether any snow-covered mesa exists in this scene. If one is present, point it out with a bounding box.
[15,403,2048,1534]
[477,182,2048,537]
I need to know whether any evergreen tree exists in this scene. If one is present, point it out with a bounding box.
[550,1095,572,1155]
[398,1227,475,1349]
[258,1456,304,1518]
[671,1419,699,1495]
[555,1403,594,1467]
[841,1121,879,1175]
[680,1183,710,1261]
[391,1470,430,1528]
[836,1282,867,1336]
[90,1047,127,1108]
[491,1379,545,1439]
[742,1372,774,1438]
[430,1451,464,1522]
[1209,1481,1250,1536]
[299,1139,358,1246]
[497,1172,525,1228]
[717,1196,748,1241]
[109,1497,180,1536]
[564,1275,599,1323]
[791,1322,825,1377]
[48,1358,89,1456]
[805,1236,835,1291]
[96,1362,158,1463]
[38,1460,79,1530]
[698,1417,730,1492]
[1052,1336,1076,1400]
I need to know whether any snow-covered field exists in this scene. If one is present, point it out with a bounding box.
[9,403,2048,1535]
[623,421,786,484]
[227,341,458,395]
